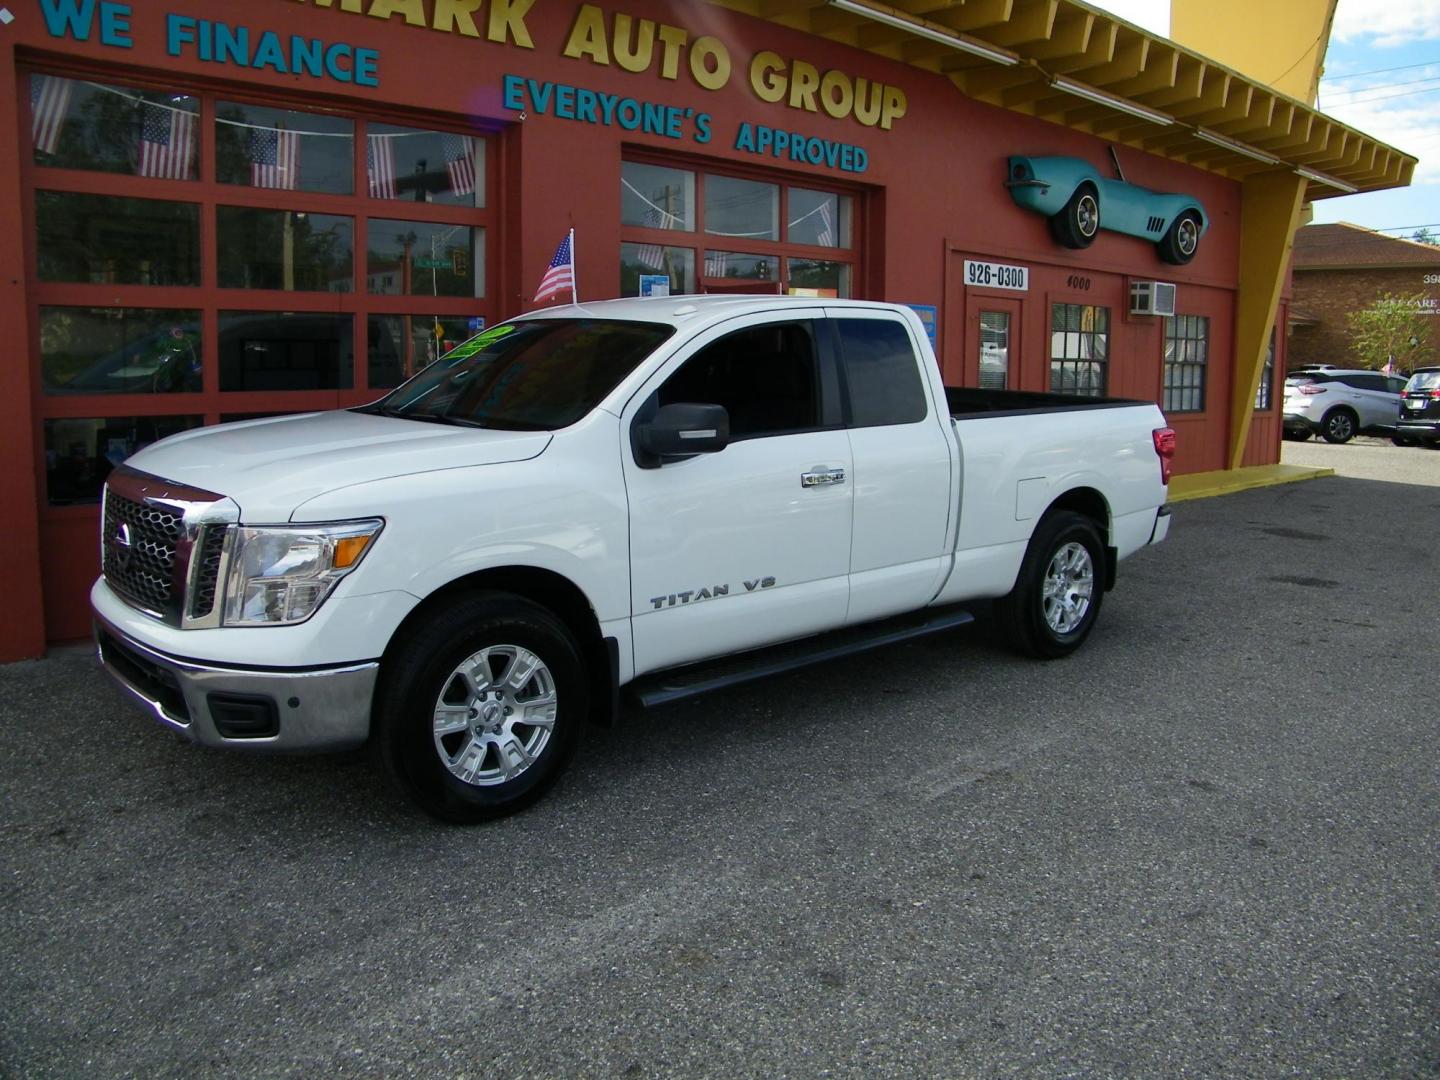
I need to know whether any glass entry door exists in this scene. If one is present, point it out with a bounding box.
[962,293,1023,389]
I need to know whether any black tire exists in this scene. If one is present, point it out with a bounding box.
[1392,435,1419,447]
[373,592,587,824]
[1283,429,1313,442]
[1049,184,1100,249]
[1157,210,1203,265]
[996,511,1106,660]
[1321,409,1357,444]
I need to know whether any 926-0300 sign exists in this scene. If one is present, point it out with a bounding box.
[964,259,1029,292]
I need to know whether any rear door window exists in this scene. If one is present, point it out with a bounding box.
[833,318,928,427]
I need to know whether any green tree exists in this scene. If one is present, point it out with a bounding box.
[1412,227,1437,246]
[1346,293,1432,371]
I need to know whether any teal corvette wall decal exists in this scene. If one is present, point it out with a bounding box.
[1005,155,1209,265]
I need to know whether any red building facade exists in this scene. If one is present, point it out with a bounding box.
[2,0,1305,658]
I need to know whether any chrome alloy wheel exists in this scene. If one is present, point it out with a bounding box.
[1177,216,1199,255]
[1077,194,1099,237]
[1042,541,1095,635]
[431,645,557,787]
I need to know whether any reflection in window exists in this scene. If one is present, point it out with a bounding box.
[41,307,201,394]
[621,162,694,231]
[44,415,202,505]
[788,189,850,248]
[366,219,483,298]
[218,311,353,391]
[703,251,779,285]
[215,102,353,193]
[978,311,1010,390]
[620,243,695,297]
[835,319,926,427]
[367,123,484,206]
[705,175,778,240]
[36,192,200,286]
[1255,328,1276,410]
[30,75,199,180]
[787,258,850,298]
[369,314,476,389]
[1050,303,1109,396]
[217,208,353,292]
[658,322,818,438]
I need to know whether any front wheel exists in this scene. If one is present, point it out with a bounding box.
[1321,409,1357,444]
[1050,185,1100,249]
[996,511,1106,659]
[374,592,588,823]
[1157,211,1203,265]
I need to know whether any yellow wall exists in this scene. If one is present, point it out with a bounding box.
[1170,0,1337,104]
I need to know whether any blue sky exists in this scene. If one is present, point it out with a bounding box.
[1092,0,1439,239]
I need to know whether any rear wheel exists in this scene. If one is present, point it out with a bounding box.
[996,511,1106,659]
[1050,185,1100,249]
[1321,408,1357,444]
[374,592,587,823]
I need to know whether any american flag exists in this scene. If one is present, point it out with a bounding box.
[367,134,397,199]
[31,74,73,155]
[250,126,299,189]
[138,102,195,180]
[534,231,576,303]
[444,134,476,197]
[704,251,729,278]
[817,200,834,246]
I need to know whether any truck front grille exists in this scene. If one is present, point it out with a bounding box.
[103,491,182,616]
[101,466,232,627]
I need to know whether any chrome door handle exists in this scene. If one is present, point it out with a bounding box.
[801,468,846,488]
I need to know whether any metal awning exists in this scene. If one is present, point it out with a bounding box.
[708,0,1416,198]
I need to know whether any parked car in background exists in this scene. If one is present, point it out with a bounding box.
[1394,367,1440,446]
[1282,368,1409,443]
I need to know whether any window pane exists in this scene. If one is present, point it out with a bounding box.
[979,311,1010,390]
[788,188,850,248]
[218,311,353,391]
[215,102,353,194]
[369,314,476,389]
[658,322,818,438]
[41,307,201,394]
[44,415,201,505]
[217,208,353,292]
[366,124,484,207]
[621,162,694,231]
[620,243,695,297]
[36,192,199,285]
[835,319,927,426]
[703,251,779,284]
[30,75,199,180]
[1049,303,1109,396]
[705,175,778,241]
[787,259,851,298]
[367,219,483,298]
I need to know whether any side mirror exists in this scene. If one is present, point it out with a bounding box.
[635,402,730,464]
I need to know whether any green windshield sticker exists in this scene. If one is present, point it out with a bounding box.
[442,324,517,361]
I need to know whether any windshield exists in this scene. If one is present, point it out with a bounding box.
[1405,370,1440,392]
[360,318,673,431]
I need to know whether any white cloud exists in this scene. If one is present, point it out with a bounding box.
[1332,0,1440,47]
[1319,64,1440,185]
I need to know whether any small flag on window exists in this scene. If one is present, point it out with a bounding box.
[534,230,577,304]
[139,101,195,180]
[367,133,397,199]
[250,126,299,190]
[444,133,476,197]
[30,73,72,155]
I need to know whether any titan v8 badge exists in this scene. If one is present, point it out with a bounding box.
[649,576,775,610]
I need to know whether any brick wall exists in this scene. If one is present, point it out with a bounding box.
[1290,267,1440,369]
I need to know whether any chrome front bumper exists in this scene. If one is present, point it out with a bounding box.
[95,617,378,751]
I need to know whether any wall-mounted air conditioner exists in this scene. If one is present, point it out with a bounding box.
[1130,281,1177,317]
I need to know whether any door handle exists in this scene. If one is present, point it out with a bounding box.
[801,468,846,488]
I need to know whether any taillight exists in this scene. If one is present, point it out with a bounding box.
[1153,427,1176,485]
[1430,389,1440,400]
[1298,384,1326,395]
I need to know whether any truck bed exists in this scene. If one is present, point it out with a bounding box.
[945,386,1145,419]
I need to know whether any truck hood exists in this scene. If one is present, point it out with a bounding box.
[123,410,552,522]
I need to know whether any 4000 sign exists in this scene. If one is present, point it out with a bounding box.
[964,259,1029,292]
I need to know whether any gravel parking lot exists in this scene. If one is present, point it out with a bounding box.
[3,463,1438,1078]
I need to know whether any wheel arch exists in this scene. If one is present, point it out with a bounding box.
[384,565,619,728]
[1040,486,1116,590]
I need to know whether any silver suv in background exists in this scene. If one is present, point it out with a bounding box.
[1283,368,1409,444]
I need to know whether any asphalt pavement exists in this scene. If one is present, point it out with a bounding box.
[2,460,1438,1078]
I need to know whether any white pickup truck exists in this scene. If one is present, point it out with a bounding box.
[93,296,1174,822]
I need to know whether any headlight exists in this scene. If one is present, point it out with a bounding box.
[221,520,383,626]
